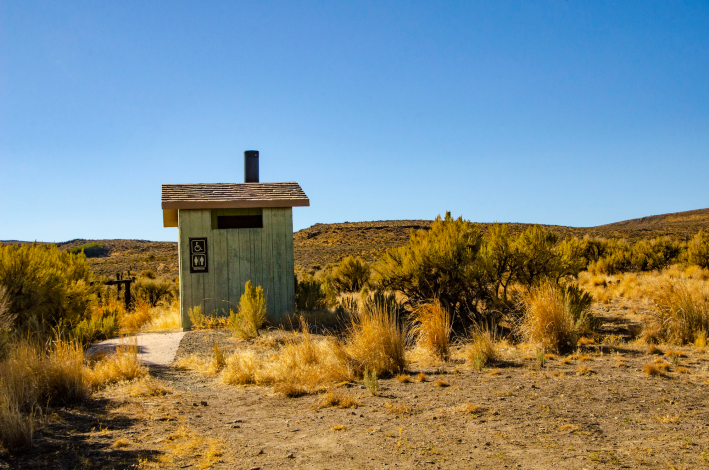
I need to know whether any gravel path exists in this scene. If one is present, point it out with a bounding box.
[88,331,186,366]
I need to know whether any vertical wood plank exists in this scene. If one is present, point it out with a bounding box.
[285,208,295,316]
[250,208,263,295]
[178,209,193,330]
[261,209,275,319]
[238,212,252,302]
[201,210,216,316]
[271,208,286,319]
[226,221,241,313]
[212,209,229,316]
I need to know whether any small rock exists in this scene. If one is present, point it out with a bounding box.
[201,401,208,406]
[250,467,262,470]
[257,449,264,455]
[192,403,199,406]
[286,452,295,459]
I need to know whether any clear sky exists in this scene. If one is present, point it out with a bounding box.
[1,1,708,242]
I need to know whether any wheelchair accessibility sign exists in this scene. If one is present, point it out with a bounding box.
[189,238,208,273]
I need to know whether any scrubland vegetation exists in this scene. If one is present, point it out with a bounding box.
[0,243,177,452]
[2,214,709,466]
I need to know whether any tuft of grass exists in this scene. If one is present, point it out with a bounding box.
[127,376,173,397]
[0,335,88,451]
[648,279,709,345]
[218,322,354,395]
[211,343,225,373]
[416,373,428,382]
[577,336,595,346]
[84,341,147,389]
[536,348,546,368]
[434,380,449,388]
[346,301,406,377]
[331,424,346,431]
[465,327,497,371]
[644,363,664,377]
[313,389,360,410]
[228,281,267,339]
[113,439,130,449]
[458,403,482,414]
[648,344,663,355]
[384,401,410,415]
[575,365,594,376]
[364,367,379,396]
[410,300,451,360]
[396,374,412,383]
[520,281,595,353]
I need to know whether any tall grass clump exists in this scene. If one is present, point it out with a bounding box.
[0,335,88,450]
[647,279,709,345]
[220,319,353,395]
[346,299,406,376]
[0,288,14,358]
[410,300,451,360]
[84,342,147,389]
[465,327,497,370]
[520,280,596,352]
[228,281,266,339]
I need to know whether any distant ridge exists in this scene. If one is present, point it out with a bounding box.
[3,207,708,275]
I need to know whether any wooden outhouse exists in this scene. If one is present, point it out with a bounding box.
[161,151,309,329]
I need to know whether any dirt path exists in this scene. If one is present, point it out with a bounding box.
[88,331,186,366]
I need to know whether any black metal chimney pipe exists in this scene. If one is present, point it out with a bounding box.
[244,150,259,183]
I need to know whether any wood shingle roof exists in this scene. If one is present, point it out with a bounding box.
[161,183,309,209]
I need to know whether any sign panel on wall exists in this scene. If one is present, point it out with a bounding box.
[189,238,208,273]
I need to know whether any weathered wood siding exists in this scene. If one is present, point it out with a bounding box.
[178,207,294,329]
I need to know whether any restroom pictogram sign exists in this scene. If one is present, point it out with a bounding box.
[189,238,208,273]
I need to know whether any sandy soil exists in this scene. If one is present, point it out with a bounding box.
[2,300,709,469]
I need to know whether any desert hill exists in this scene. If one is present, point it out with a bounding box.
[3,207,707,277]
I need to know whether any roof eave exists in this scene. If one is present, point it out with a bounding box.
[161,199,310,210]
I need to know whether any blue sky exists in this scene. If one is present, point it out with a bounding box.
[1,1,708,242]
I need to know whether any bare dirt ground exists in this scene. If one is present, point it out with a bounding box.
[2,299,709,469]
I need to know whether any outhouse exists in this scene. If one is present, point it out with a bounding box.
[161,151,309,329]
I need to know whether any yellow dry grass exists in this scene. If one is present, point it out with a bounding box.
[137,424,223,469]
[521,281,578,353]
[464,327,497,371]
[216,328,354,395]
[345,303,406,377]
[647,279,709,345]
[312,389,360,410]
[409,300,451,360]
[0,336,87,450]
[84,341,147,389]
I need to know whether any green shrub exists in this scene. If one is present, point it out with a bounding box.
[375,212,485,317]
[228,281,266,339]
[67,242,107,258]
[295,277,328,311]
[688,231,709,269]
[0,243,96,332]
[330,256,370,293]
[134,278,173,307]
[73,308,118,345]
